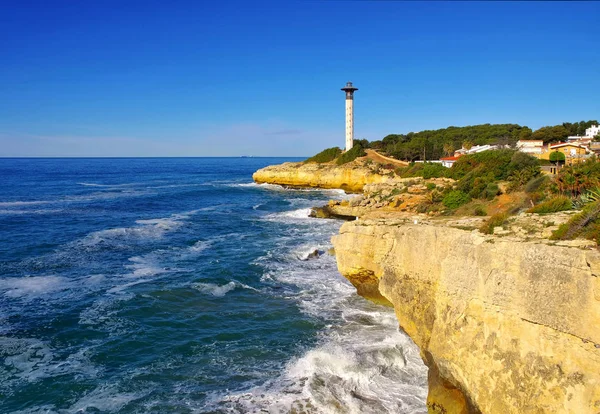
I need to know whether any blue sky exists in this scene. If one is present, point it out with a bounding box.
[1,0,598,157]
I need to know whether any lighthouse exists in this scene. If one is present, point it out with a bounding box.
[341,81,358,151]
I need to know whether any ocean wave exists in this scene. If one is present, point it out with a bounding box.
[79,211,198,249]
[263,208,313,222]
[213,310,427,414]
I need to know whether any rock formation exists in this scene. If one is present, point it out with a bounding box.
[252,161,396,192]
[332,217,600,413]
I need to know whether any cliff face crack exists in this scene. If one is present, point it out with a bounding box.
[519,316,599,348]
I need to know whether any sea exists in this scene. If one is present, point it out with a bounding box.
[0,157,427,414]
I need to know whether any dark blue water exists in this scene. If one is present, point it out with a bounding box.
[0,158,427,413]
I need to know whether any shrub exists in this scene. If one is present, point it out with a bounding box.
[549,151,565,164]
[483,183,500,200]
[508,151,539,174]
[422,163,449,179]
[550,201,600,243]
[450,149,540,199]
[442,190,471,209]
[527,196,572,214]
[474,205,487,216]
[524,175,549,193]
[395,163,424,178]
[479,212,508,234]
[554,157,600,196]
[336,144,366,165]
[305,147,341,163]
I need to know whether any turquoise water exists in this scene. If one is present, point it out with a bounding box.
[0,158,427,413]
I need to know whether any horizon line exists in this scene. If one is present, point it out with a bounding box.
[0,156,309,159]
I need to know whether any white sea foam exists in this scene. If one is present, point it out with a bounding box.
[188,240,212,253]
[0,208,65,216]
[263,208,313,222]
[0,276,66,299]
[78,182,137,188]
[0,200,51,207]
[192,280,259,297]
[79,210,197,248]
[0,337,99,387]
[67,384,146,413]
[192,281,237,297]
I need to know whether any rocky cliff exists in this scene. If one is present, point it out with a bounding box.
[252,161,396,192]
[332,217,600,413]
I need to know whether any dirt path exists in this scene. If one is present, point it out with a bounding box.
[363,149,409,167]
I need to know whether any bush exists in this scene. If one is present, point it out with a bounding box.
[524,175,549,193]
[422,163,449,179]
[336,144,366,165]
[450,149,540,199]
[305,147,341,163]
[426,182,437,191]
[527,196,572,214]
[394,163,424,178]
[549,151,565,164]
[550,201,600,243]
[474,205,487,216]
[479,212,508,234]
[442,190,471,209]
[483,182,500,200]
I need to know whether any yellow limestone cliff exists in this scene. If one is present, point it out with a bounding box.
[252,161,395,192]
[332,218,600,413]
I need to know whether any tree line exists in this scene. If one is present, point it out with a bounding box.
[363,120,598,162]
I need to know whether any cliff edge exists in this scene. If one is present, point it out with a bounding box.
[252,161,397,193]
[332,217,600,413]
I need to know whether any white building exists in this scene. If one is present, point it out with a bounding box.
[454,144,497,156]
[516,140,544,155]
[586,124,600,139]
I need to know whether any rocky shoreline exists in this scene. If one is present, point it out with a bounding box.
[253,160,600,413]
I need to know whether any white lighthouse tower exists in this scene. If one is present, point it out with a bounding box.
[341,81,358,151]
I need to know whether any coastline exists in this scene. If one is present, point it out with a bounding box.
[253,159,600,413]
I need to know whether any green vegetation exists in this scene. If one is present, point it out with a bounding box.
[442,190,471,209]
[549,151,565,164]
[524,175,549,194]
[527,196,572,214]
[369,123,525,161]
[531,120,598,144]
[551,202,600,243]
[473,205,487,216]
[358,120,597,162]
[304,147,341,163]
[303,143,366,165]
[479,212,509,235]
[452,150,540,199]
[336,143,366,165]
[554,158,600,197]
